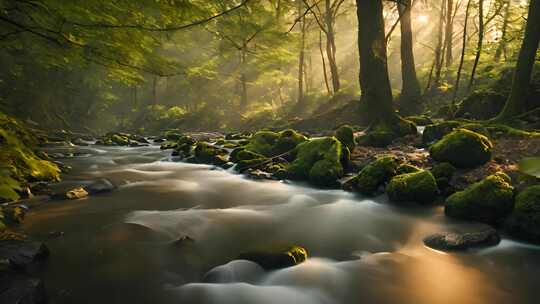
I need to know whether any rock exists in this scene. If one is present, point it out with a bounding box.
[64,187,88,200]
[0,272,47,304]
[287,137,345,187]
[445,173,515,224]
[357,118,417,148]
[405,115,434,126]
[83,179,115,195]
[0,240,49,269]
[504,185,540,244]
[396,164,421,175]
[153,138,165,143]
[423,227,500,251]
[386,170,439,204]
[237,246,307,270]
[334,125,355,151]
[422,121,462,145]
[430,162,457,192]
[71,138,89,146]
[245,169,273,180]
[354,155,401,195]
[225,132,251,140]
[244,129,307,157]
[429,129,493,168]
[193,142,228,165]
[455,90,507,120]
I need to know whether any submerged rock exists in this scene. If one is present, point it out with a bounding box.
[429,129,493,168]
[84,179,115,195]
[386,170,438,204]
[504,185,540,244]
[423,227,500,251]
[64,187,88,200]
[237,246,308,270]
[0,272,47,304]
[445,173,514,224]
[0,240,49,269]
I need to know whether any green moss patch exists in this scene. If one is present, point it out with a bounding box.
[386,170,438,204]
[354,155,401,196]
[429,129,493,168]
[504,185,540,243]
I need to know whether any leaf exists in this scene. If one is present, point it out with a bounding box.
[518,157,540,178]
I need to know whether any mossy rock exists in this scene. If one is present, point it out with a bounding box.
[357,118,417,148]
[355,155,401,196]
[245,129,307,157]
[334,125,355,151]
[237,245,307,270]
[164,130,185,141]
[422,121,462,144]
[193,142,228,165]
[111,134,129,146]
[287,137,344,187]
[445,173,514,224]
[455,90,507,120]
[504,185,540,243]
[386,170,438,204]
[430,162,457,191]
[396,164,421,175]
[429,129,493,168]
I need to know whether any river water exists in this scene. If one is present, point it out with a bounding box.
[22,144,540,304]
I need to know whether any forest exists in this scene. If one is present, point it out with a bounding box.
[1,0,540,303]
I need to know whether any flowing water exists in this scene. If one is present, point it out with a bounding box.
[22,144,540,304]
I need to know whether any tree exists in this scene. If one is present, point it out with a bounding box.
[494,0,511,62]
[356,0,415,145]
[397,0,422,114]
[496,0,540,120]
[445,0,454,67]
[467,0,485,92]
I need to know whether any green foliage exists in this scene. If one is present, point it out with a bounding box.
[429,129,493,168]
[386,170,439,204]
[445,173,515,224]
[518,157,540,178]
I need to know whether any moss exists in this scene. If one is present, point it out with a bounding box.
[335,125,355,151]
[355,155,401,195]
[287,137,344,187]
[429,129,493,168]
[286,245,308,264]
[111,134,129,146]
[244,129,307,157]
[445,172,514,224]
[193,142,228,165]
[358,117,417,148]
[405,115,434,126]
[430,162,457,190]
[422,121,462,144]
[164,130,184,141]
[236,150,265,161]
[396,164,421,175]
[455,90,507,120]
[504,185,540,243]
[460,123,490,138]
[386,170,439,204]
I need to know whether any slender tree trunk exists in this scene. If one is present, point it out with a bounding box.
[356,0,394,122]
[240,48,248,108]
[467,0,484,92]
[398,0,422,111]
[319,30,331,95]
[432,1,446,90]
[297,1,306,105]
[496,0,540,120]
[152,77,158,104]
[494,0,510,62]
[445,0,454,67]
[325,0,340,93]
[453,0,473,103]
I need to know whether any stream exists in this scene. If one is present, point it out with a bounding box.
[22,144,540,304]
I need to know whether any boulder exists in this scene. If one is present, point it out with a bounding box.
[237,246,307,270]
[193,142,228,165]
[244,130,307,157]
[386,170,439,204]
[445,173,515,224]
[422,121,462,145]
[64,187,88,200]
[429,129,493,168]
[354,155,401,195]
[334,125,355,151]
[83,179,115,195]
[357,118,417,147]
[454,90,507,120]
[430,162,457,192]
[423,227,500,251]
[287,137,345,187]
[504,185,540,244]
[0,240,49,269]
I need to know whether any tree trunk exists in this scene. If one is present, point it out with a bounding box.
[494,0,510,62]
[452,0,473,103]
[356,0,394,122]
[240,48,248,108]
[432,1,446,90]
[496,0,540,120]
[397,0,422,111]
[325,0,340,93]
[319,30,331,95]
[297,1,306,105]
[467,0,484,92]
[445,0,454,67]
[152,76,158,104]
